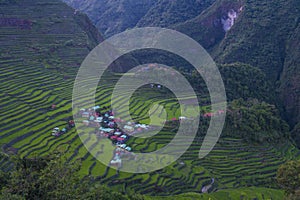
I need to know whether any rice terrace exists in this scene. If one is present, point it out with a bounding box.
[0,64,298,198]
[0,0,300,199]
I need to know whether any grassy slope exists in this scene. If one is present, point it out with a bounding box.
[0,0,100,160]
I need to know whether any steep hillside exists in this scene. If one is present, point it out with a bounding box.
[175,0,243,49]
[213,0,299,82]
[0,0,102,155]
[62,0,156,37]
[0,0,102,75]
[215,0,300,126]
[173,0,300,127]
[279,22,300,127]
[171,0,299,84]
[63,0,216,38]
[63,0,300,126]
[136,0,216,28]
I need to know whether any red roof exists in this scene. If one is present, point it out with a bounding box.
[111,136,118,140]
[117,137,125,141]
[204,113,214,117]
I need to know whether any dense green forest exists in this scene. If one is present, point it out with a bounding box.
[0,153,143,200]
[65,0,300,129]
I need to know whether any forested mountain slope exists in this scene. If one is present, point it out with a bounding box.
[62,0,216,38]
[65,0,300,130]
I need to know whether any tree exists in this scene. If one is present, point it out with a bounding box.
[277,160,300,199]
[0,153,133,200]
[0,171,9,191]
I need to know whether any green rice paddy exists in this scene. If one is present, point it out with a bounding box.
[0,63,298,196]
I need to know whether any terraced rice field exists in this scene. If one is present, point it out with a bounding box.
[1,57,299,196]
[0,1,299,195]
[148,187,285,200]
[0,153,13,173]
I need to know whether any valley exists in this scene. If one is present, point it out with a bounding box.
[0,0,299,199]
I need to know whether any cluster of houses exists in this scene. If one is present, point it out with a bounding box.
[78,106,151,168]
[51,120,75,137]
[51,103,225,168]
[169,110,225,120]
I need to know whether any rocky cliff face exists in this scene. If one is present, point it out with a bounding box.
[174,0,244,49]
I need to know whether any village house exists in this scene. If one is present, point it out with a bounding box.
[110,157,122,168]
[125,147,132,151]
[89,116,95,121]
[82,111,90,118]
[179,116,187,120]
[203,113,214,117]
[114,131,122,136]
[68,120,75,128]
[135,124,149,129]
[99,127,114,133]
[52,127,60,136]
[92,105,100,110]
[124,125,134,132]
[96,117,103,122]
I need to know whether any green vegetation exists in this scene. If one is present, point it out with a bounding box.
[63,0,216,38]
[1,62,296,197]
[185,63,275,103]
[0,153,141,200]
[212,0,300,126]
[65,0,300,129]
[147,188,284,200]
[277,160,300,199]
[0,0,299,199]
[223,98,290,143]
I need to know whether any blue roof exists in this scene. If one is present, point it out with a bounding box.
[99,127,114,132]
[93,106,100,110]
